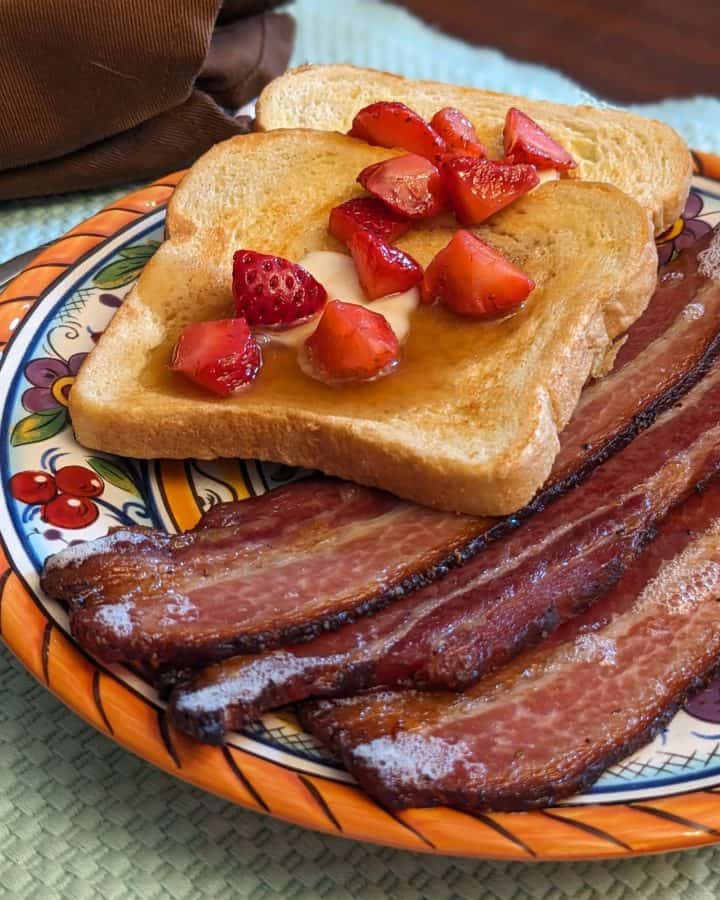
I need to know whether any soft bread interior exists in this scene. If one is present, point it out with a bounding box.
[70,130,657,515]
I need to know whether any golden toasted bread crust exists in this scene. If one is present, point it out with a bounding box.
[70,130,657,515]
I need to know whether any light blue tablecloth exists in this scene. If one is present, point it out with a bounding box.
[3,3,720,897]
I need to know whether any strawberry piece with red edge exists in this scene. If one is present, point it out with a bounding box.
[304,300,399,383]
[349,101,446,161]
[328,197,411,246]
[172,318,262,396]
[349,229,423,300]
[232,250,327,329]
[422,229,534,317]
[441,156,539,226]
[358,154,446,219]
[431,107,487,158]
[503,107,576,171]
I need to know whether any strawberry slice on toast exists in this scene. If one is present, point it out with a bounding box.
[422,229,535,317]
[503,107,576,171]
[442,157,539,225]
[431,107,487,158]
[328,197,411,246]
[348,229,423,300]
[304,300,399,382]
[171,319,262,395]
[349,101,446,161]
[232,251,327,328]
[358,154,447,219]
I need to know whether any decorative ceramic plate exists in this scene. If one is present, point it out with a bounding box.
[3,156,720,861]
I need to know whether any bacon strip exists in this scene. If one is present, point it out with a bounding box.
[41,234,720,673]
[549,234,720,492]
[301,477,720,811]
[44,480,476,669]
[168,357,720,740]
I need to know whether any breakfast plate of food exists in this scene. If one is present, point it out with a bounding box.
[3,65,720,859]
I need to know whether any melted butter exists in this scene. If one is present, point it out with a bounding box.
[259,251,419,348]
[534,169,560,188]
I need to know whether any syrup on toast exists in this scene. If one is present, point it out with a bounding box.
[69,129,657,515]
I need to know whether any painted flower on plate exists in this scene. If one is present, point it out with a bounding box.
[21,352,86,413]
[657,191,713,266]
[11,352,87,447]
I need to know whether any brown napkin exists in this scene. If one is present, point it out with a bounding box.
[0,0,294,200]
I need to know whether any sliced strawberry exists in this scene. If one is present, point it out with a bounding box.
[441,156,539,226]
[172,318,262,395]
[348,229,423,300]
[358,154,446,219]
[431,107,487,158]
[503,107,576,171]
[349,101,446,161]
[328,197,411,246]
[421,230,534,317]
[304,300,399,383]
[232,250,327,329]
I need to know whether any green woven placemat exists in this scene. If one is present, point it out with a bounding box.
[4,2,720,897]
[4,651,720,899]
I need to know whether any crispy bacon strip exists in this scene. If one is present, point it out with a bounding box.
[43,480,476,668]
[549,233,720,492]
[41,234,720,673]
[169,357,720,740]
[301,477,720,812]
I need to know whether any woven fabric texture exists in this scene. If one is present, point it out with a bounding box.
[4,649,720,899]
[3,2,720,897]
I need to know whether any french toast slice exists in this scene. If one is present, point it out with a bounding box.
[256,65,691,234]
[70,129,657,515]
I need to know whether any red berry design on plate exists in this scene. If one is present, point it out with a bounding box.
[42,494,99,529]
[232,251,327,329]
[55,465,104,498]
[11,465,105,530]
[10,470,57,505]
[685,677,720,724]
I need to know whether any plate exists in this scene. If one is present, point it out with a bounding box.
[3,156,720,861]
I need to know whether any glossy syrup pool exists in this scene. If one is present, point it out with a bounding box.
[141,299,526,416]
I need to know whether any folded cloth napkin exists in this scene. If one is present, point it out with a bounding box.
[0,0,294,200]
